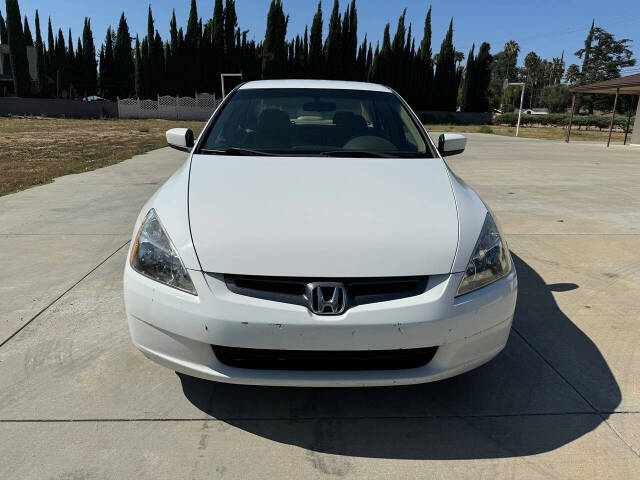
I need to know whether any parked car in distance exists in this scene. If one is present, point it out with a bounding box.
[124,80,517,387]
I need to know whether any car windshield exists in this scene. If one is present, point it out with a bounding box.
[199,88,432,157]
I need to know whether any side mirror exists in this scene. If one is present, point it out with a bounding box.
[166,128,195,152]
[438,133,467,157]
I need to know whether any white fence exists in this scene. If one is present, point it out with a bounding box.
[117,93,222,121]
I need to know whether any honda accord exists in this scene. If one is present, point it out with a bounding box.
[124,80,517,386]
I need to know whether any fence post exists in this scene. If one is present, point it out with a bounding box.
[176,95,180,121]
[117,97,120,119]
[137,98,141,119]
[195,92,199,109]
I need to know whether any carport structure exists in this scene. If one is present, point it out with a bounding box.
[567,73,640,146]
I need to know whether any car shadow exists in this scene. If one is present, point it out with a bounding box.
[178,254,620,460]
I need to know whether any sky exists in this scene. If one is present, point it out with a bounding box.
[11,0,640,74]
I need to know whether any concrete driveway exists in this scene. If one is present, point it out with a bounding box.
[1,135,639,478]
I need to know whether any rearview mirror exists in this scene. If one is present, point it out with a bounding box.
[166,128,195,152]
[438,133,467,157]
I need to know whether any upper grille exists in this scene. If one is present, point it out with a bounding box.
[223,274,428,312]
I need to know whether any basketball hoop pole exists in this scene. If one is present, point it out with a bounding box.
[506,82,525,137]
[221,73,243,99]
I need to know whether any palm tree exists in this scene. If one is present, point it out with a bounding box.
[503,40,520,79]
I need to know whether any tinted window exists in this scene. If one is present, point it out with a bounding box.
[200,88,431,157]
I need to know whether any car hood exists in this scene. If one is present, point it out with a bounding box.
[188,154,459,277]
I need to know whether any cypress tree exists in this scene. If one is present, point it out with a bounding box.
[6,0,31,96]
[303,25,309,67]
[433,19,457,111]
[340,5,350,77]
[34,10,46,94]
[46,17,54,76]
[309,1,323,78]
[167,10,179,95]
[461,44,475,112]
[324,0,341,79]
[144,6,154,96]
[113,13,134,98]
[98,44,104,93]
[22,15,32,45]
[347,0,357,78]
[224,0,237,61]
[82,18,97,94]
[473,42,492,112]
[55,28,65,78]
[211,0,224,95]
[67,29,73,64]
[356,34,366,81]
[0,11,7,44]
[135,35,144,98]
[418,5,434,110]
[390,9,406,91]
[262,0,288,79]
[101,26,115,97]
[184,0,200,94]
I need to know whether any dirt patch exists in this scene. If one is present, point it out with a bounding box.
[0,116,205,197]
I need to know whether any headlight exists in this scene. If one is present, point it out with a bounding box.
[129,209,197,295]
[456,212,512,297]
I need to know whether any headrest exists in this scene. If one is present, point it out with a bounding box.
[258,109,290,131]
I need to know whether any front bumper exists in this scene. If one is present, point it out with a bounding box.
[124,264,517,387]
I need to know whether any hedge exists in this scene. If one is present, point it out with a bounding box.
[495,113,635,130]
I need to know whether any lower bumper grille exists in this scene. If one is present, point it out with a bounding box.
[212,345,438,371]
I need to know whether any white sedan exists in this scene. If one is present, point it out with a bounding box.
[124,80,517,387]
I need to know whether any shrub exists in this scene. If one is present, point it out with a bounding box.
[494,113,635,130]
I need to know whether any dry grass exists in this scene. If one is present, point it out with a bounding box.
[1,116,630,197]
[0,116,205,197]
[425,123,629,142]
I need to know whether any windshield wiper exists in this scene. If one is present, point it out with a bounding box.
[199,148,274,156]
[320,150,391,158]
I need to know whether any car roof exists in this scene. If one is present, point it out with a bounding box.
[238,79,393,93]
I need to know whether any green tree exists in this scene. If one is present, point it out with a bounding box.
[82,18,97,95]
[309,1,323,78]
[433,19,457,111]
[5,0,31,96]
[46,16,54,76]
[473,42,492,112]
[22,15,31,45]
[370,24,390,85]
[113,12,134,98]
[523,51,542,107]
[461,44,475,112]
[581,20,594,76]
[575,25,636,112]
[324,0,341,79]
[344,0,357,78]
[503,40,520,79]
[100,26,115,97]
[416,5,434,110]
[539,84,570,113]
[224,0,237,63]
[184,0,200,95]
[262,0,288,79]
[134,35,143,97]
[565,64,580,85]
[390,9,406,92]
[0,10,8,44]
[34,10,46,94]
